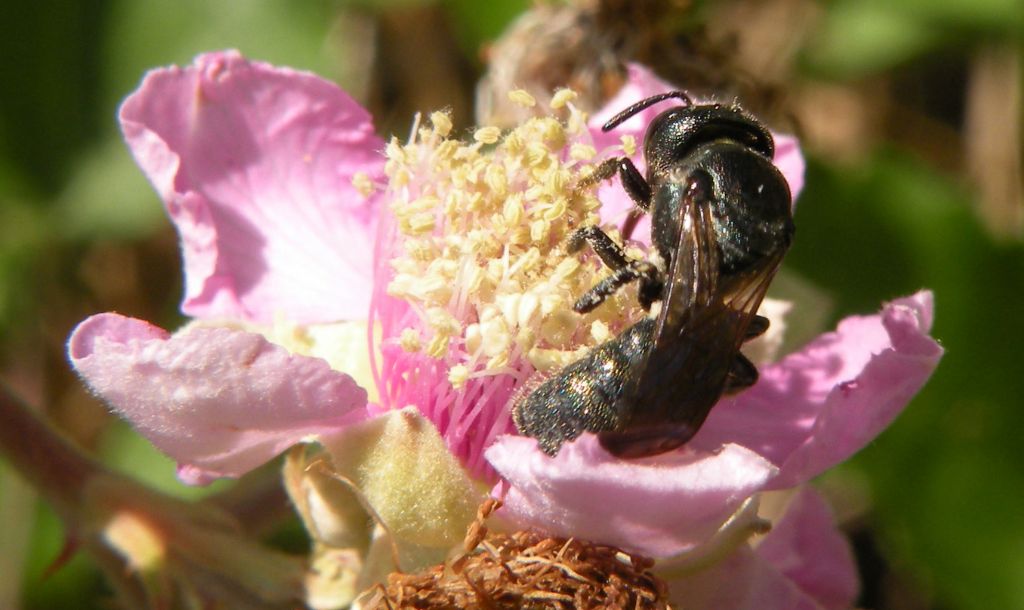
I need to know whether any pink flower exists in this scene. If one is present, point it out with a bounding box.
[68,51,942,610]
[70,51,385,484]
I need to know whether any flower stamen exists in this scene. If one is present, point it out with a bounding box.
[370,95,648,478]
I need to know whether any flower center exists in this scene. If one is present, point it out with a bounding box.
[369,90,645,479]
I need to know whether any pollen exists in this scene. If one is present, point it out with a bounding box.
[381,98,646,389]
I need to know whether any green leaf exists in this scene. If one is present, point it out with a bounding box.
[789,150,1024,610]
[53,138,165,240]
[804,3,945,78]
[804,0,1021,77]
[102,0,342,115]
[99,421,233,500]
[443,0,531,60]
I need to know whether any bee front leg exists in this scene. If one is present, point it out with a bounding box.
[577,157,651,212]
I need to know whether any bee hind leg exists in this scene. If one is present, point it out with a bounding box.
[744,315,770,340]
[724,352,759,393]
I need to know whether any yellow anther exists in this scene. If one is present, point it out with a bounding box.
[502,130,525,154]
[540,119,566,149]
[474,126,502,145]
[495,293,520,329]
[425,334,450,359]
[435,139,459,161]
[527,346,589,373]
[404,212,436,235]
[539,293,566,316]
[404,195,441,214]
[479,317,511,358]
[553,257,581,281]
[485,164,508,196]
[509,225,532,245]
[540,309,578,347]
[463,264,485,294]
[404,239,436,262]
[550,88,578,109]
[385,136,406,162]
[530,219,548,242]
[486,354,509,371]
[447,364,470,388]
[426,308,461,335]
[620,134,637,156]
[566,108,587,135]
[570,143,597,161]
[352,171,375,197]
[502,196,524,226]
[430,111,453,137]
[381,88,652,378]
[508,89,537,108]
[516,292,541,328]
[400,328,423,352]
[464,323,481,354]
[524,141,551,167]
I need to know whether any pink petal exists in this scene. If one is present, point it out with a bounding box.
[667,546,826,610]
[589,63,806,240]
[773,133,805,202]
[485,435,778,557]
[68,313,369,484]
[590,64,680,154]
[120,50,386,325]
[756,488,858,610]
[691,291,942,488]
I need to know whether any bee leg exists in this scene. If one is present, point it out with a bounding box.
[574,261,662,313]
[577,157,619,188]
[615,158,652,211]
[577,158,651,211]
[567,226,663,313]
[744,315,770,340]
[724,353,759,393]
[567,225,629,266]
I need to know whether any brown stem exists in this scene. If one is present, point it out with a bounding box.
[0,382,103,522]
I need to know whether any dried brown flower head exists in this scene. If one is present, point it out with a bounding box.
[358,499,671,610]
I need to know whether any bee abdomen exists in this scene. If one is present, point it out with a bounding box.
[512,319,654,456]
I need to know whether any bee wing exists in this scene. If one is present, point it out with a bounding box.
[652,191,719,341]
[715,246,786,350]
[603,185,784,457]
[618,186,722,421]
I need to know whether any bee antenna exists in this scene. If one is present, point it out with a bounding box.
[602,91,693,132]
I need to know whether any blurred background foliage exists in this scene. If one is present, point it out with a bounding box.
[0,0,1020,608]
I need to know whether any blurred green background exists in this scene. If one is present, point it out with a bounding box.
[0,1,1020,609]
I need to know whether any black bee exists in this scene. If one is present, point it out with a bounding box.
[512,91,794,458]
